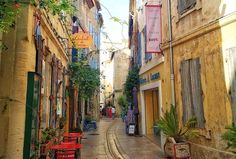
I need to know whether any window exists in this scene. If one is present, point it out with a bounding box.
[180,58,205,128]
[178,0,196,15]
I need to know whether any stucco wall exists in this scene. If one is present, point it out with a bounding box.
[161,0,236,157]
[0,5,70,158]
[0,6,36,159]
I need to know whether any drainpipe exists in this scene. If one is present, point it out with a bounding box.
[167,0,176,106]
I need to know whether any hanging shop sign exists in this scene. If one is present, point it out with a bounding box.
[70,32,92,48]
[145,5,161,53]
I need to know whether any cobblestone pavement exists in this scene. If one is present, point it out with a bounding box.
[81,118,113,159]
[81,118,166,159]
[113,119,166,159]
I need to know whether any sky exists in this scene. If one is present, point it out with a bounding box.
[100,0,129,46]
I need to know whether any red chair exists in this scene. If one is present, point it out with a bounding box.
[61,141,77,145]
[63,136,78,143]
[56,150,76,159]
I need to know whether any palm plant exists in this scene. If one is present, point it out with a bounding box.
[156,104,199,142]
[222,125,236,154]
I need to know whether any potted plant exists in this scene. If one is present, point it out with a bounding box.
[222,125,236,155]
[156,105,198,158]
[153,121,161,136]
[40,127,57,157]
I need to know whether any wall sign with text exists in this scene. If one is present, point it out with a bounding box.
[145,5,162,53]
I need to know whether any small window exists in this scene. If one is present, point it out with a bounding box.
[178,0,196,15]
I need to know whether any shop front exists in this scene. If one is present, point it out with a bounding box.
[139,65,164,146]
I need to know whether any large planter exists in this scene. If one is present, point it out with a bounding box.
[164,137,191,159]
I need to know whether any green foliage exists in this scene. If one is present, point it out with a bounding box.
[124,65,139,102]
[0,1,21,33]
[69,59,100,99]
[117,95,128,108]
[118,95,128,119]
[222,125,236,154]
[41,127,57,144]
[37,0,75,15]
[0,0,74,33]
[156,105,199,143]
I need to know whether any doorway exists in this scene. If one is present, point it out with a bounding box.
[144,88,161,144]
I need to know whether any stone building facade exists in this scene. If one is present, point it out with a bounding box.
[161,0,236,158]
[112,48,131,115]
[130,0,236,158]
[0,4,71,159]
[71,0,103,123]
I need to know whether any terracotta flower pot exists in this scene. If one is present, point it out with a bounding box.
[164,137,191,159]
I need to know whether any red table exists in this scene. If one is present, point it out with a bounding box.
[51,144,82,150]
[51,144,82,159]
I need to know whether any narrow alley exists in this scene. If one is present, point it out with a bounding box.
[1,0,236,159]
[81,118,166,159]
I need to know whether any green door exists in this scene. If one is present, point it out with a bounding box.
[23,72,41,159]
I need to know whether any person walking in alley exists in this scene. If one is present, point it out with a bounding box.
[112,106,116,120]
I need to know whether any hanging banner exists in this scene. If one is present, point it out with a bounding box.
[70,32,92,48]
[145,5,162,53]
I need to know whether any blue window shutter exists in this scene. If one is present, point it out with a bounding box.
[138,32,142,66]
[144,27,152,61]
[72,48,78,62]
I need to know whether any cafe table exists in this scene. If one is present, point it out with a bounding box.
[51,143,82,159]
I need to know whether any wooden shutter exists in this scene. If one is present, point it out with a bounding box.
[36,35,43,74]
[50,55,57,127]
[190,58,205,128]
[178,0,196,14]
[180,60,194,123]
[226,47,236,124]
[62,67,66,118]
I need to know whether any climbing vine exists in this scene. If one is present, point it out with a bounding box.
[124,65,139,102]
[0,0,75,33]
[69,59,100,99]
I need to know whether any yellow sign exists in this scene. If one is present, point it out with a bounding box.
[70,32,92,48]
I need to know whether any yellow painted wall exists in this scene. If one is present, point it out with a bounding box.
[0,5,70,159]
[161,0,236,158]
